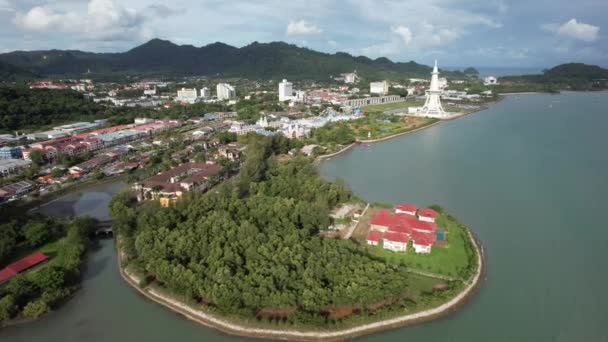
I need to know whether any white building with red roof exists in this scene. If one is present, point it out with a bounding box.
[418,208,438,223]
[369,209,393,232]
[395,203,417,216]
[411,219,437,234]
[383,232,409,252]
[366,230,383,246]
[412,231,436,254]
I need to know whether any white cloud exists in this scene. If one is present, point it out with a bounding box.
[543,18,599,42]
[392,26,412,45]
[0,0,13,12]
[327,40,337,47]
[286,20,322,35]
[13,0,179,42]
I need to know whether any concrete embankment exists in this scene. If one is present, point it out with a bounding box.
[117,228,484,341]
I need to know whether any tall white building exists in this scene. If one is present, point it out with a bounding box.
[343,71,359,84]
[420,61,446,117]
[370,81,389,95]
[217,83,235,100]
[200,87,211,100]
[278,79,293,101]
[176,88,198,104]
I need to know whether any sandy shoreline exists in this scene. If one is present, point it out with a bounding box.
[116,223,484,341]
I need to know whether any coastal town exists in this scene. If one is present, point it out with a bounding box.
[0,60,498,204]
[1,1,607,341]
[0,54,486,334]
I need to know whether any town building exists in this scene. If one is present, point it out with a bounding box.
[342,95,403,107]
[342,71,359,84]
[176,88,198,104]
[383,232,409,252]
[278,79,294,101]
[134,118,155,125]
[0,159,32,178]
[0,146,22,159]
[369,209,393,231]
[412,231,435,254]
[135,162,222,204]
[69,154,118,177]
[217,144,243,161]
[418,208,438,223]
[200,87,212,100]
[366,230,383,246]
[366,204,439,254]
[0,252,49,284]
[370,81,389,95]
[0,180,35,196]
[217,83,236,100]
[26,130,72,140]
[395,203,417,216]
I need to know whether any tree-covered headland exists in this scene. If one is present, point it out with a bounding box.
[111,134,468,328]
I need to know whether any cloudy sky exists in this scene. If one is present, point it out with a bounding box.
[1,0,606,68]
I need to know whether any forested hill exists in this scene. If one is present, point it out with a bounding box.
[0,87,109,132]
[500,63,608,90]
[0,61,37,81]
[0,39,447,80]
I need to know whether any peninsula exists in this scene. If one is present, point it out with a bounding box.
[110,133,483,340]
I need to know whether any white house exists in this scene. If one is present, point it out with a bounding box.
[366,230,383,246]
[412,231,434,254]
[395,203,417,216]
[418,208,438,223]
[383,232,408,252]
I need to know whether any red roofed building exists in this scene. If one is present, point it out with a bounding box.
[388,214,413,235]
[370,209,393,232]
[411,219,437,234]
[383,232,409,252]
[395,203,417,216]
[418,208,439,223]
[366,230,383,246]
[0,252,49,283]
[412,231,436,254]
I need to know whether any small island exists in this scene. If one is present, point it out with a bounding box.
[111,134,483,340]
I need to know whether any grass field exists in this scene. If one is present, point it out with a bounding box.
[362,100,425,112]
[348,115,437,140]
[356,211,475,279]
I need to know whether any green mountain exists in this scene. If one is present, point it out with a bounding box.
[0,39,439,80]
[501,63,608,90]
[0,61,38,81]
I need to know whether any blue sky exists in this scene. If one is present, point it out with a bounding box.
[1,0,606,68]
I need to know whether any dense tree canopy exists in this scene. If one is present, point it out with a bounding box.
[0,87,109,132]
[0,212,97,323]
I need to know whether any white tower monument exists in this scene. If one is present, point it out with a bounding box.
[421,60,445,117]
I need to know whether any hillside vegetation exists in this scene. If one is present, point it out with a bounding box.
[501,63,608,90]
[0,39,453,81]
